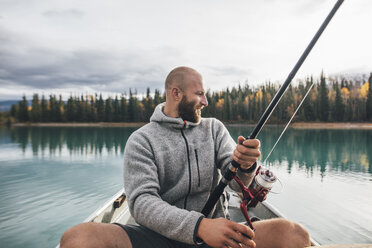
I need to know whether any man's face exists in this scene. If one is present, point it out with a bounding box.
[177,74,208,123]
[178,95,201,123]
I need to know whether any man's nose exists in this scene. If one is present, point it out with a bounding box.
[201,95,208,107]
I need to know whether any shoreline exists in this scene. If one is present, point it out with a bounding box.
[7,121,372,129]
[290,122,372,129]
[10,122,148,127]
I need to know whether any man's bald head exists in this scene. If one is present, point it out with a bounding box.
[165,66,201,95]
[163,66,207,120]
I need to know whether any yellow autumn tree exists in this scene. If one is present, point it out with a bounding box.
[215,98,224,110]
[256,90,263,100]
[341,87,350,100]
[360,82,369,99]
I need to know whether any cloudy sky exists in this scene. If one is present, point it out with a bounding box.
[0,0,371,101]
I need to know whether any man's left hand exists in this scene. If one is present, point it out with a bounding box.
[232,136,261,170]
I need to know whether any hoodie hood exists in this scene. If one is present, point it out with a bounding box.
[150,103,201,129]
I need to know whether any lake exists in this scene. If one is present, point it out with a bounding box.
[0,125,371,247]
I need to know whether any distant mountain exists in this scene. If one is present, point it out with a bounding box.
[0,100,19,111]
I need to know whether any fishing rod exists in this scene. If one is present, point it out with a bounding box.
[263,81,315,165]
[201,0,344,217]
[230,82,316,229]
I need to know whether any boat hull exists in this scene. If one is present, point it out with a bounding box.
[84,189,320,246]
[57,190,372,247]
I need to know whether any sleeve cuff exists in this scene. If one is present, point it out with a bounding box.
[238,162,257,173]
[193,215,205,245]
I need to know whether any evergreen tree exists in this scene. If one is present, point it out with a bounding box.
[86,95,94,122]
[105,97,114,122]
[8,70,372,123]
[297,81,307,121]
[74,96,82,122]
[40,95,49,122]
[318,72,329,121]
[120,94,128,122]
[18,96,29,122]
[128,89,139,122]
[204,90,215,118]
[340,78,346,88]
[304,77,316,121]
[223,89,232,121]
[49,95,59,122]
[78,95,87,122]
[113,96,120,122]
[96,94,105,122]
[90,94,98,122]
[128,89,134,122]
[235,86,244,120]
[154,89,162,106]
[333,81,345,121]
[345,95,353,121]
[284,84,295,121]
[242,84,253,121]
[366,73,372,121]
[143,87,154,121]
[31,93,41,122]
[65,95,76,122]
[263,82,274,121]
[230,87,238,120]
[10,104,18,118]
[58,95,64,122]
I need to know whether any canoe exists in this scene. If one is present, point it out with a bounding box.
[83,188,321,246]
[58,188,372,248]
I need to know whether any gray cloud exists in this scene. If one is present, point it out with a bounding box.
[43,9,84,19]
[1,0,371,101]
[205,65,252,78]
[292,0,329,15]
[0,28,177,99]
[201,65,255,90]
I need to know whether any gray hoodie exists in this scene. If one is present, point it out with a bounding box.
[123,103,256,244]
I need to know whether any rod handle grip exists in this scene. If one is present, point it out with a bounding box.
[232,160,257,173]
[231,135,256,170]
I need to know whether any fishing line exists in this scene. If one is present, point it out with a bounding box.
[263,82,315,165]
[202,0,344,217]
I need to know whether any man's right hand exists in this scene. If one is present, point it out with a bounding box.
[197,218,256,248]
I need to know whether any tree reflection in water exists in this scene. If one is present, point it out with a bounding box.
[9,126,137,156]
[227,126,372,177]
[6,125,372,176]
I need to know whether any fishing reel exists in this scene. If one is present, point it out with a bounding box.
[233,165,280,229]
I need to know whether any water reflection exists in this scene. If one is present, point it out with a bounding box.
[228,126,372,176]
[1,126,372,246]
[4,126,372,175]
[8,127,137,156]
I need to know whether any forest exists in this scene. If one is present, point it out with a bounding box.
[8,72,372,123]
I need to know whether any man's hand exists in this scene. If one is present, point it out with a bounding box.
[197,217,256,248]
[233,136,261,170]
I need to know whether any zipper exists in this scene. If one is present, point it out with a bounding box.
[181,129,191,209]
[195,149,201,187]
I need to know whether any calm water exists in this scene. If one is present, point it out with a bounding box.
[0,125,371,247]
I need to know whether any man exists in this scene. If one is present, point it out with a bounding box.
[61,66,311,248]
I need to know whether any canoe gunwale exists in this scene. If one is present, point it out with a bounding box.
[85,188,125,223]
[56,191,372,247]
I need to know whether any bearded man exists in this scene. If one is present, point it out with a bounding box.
[60,66,311,248]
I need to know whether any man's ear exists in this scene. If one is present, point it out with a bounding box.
[171,87,182,101]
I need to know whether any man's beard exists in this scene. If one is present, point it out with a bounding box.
[178,96,202,123]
